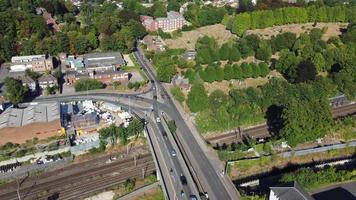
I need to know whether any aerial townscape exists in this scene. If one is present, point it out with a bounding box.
[0,0,355,200]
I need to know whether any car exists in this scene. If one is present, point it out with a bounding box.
[156,117,161,123]
[189,195,198,200]
[171,149,176,157]
[180,174,187,185]
[180,190,185,197]
[162,131,167,137]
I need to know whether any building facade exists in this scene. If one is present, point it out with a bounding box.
[141,11,186,32]
[10,55,53,72]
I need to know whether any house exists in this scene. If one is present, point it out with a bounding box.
[140,11,186,32]
[142,35,166,52]
[38,74,57,89]
[18,76,37,92]
[269,181,315,200]
[10,55,53,72]
[83,52,126,72]
[0,102,61,145]
[183,50,197,60]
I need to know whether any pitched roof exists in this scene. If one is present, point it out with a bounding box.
[18,76,35,84]
[0,102,60,129]
[38,74,57,83]
[84,52,126,68]
[270,181,315,200]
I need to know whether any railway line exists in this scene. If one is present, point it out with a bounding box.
[0,153,155,200]
[206,103,356,145]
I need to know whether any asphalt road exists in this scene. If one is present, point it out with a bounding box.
[134,49,239,200]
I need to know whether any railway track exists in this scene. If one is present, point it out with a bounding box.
[0,153,155,200]
[206,103,356,145]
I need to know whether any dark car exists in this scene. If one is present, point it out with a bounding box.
[180,174,187,185]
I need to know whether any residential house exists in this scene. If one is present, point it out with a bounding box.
[183,50,197,60]
[38,74,57,89]
[269,181,315,200]
[141,11,186,32]
[10,55,53,73]
[18,76,37,92]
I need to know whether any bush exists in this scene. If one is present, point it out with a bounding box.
[74,78,103,92]
[170,86,185,102]
[280,167,356,189]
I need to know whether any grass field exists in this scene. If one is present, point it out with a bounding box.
[164,24,235,50]
[246,22,348,41]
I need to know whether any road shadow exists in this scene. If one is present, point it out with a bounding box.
[313,187,356,200]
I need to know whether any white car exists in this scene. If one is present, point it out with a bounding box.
[156,117,161,123]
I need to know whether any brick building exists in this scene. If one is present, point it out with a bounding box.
[141,11,186,32]
[64,71,130,85]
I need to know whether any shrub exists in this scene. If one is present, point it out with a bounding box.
[74,78,103,92]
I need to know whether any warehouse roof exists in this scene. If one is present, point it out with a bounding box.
[83,52,126,68]
[0,102,60,129]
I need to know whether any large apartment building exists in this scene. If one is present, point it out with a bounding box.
[141,11,186,32]
[10,55,53,73]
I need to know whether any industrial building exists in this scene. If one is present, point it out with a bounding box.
[10,55,53,73]
[0,102,61,145]
[83,52,126,71]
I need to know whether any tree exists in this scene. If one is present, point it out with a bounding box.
[167,0,180,12]
[271,32,297,52]
[255,41,272,62]
[127,118,144,139]
[280,97,332,147]
[4,77,28,106]
[258,62,270,77]
[157,64,176,83]
[152,2,166,18]
[228,47,241,62]
[25,69,41,80]
[209,90,228,112]
[311,53,326,72]
[74,78,103,92]
[219,43,230,61]
[187,83,209,113]
[223,64,234,80]
[170,86,185,103]
[241,62,253,78]
[251,63,260,78]
[295,60,317,83]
